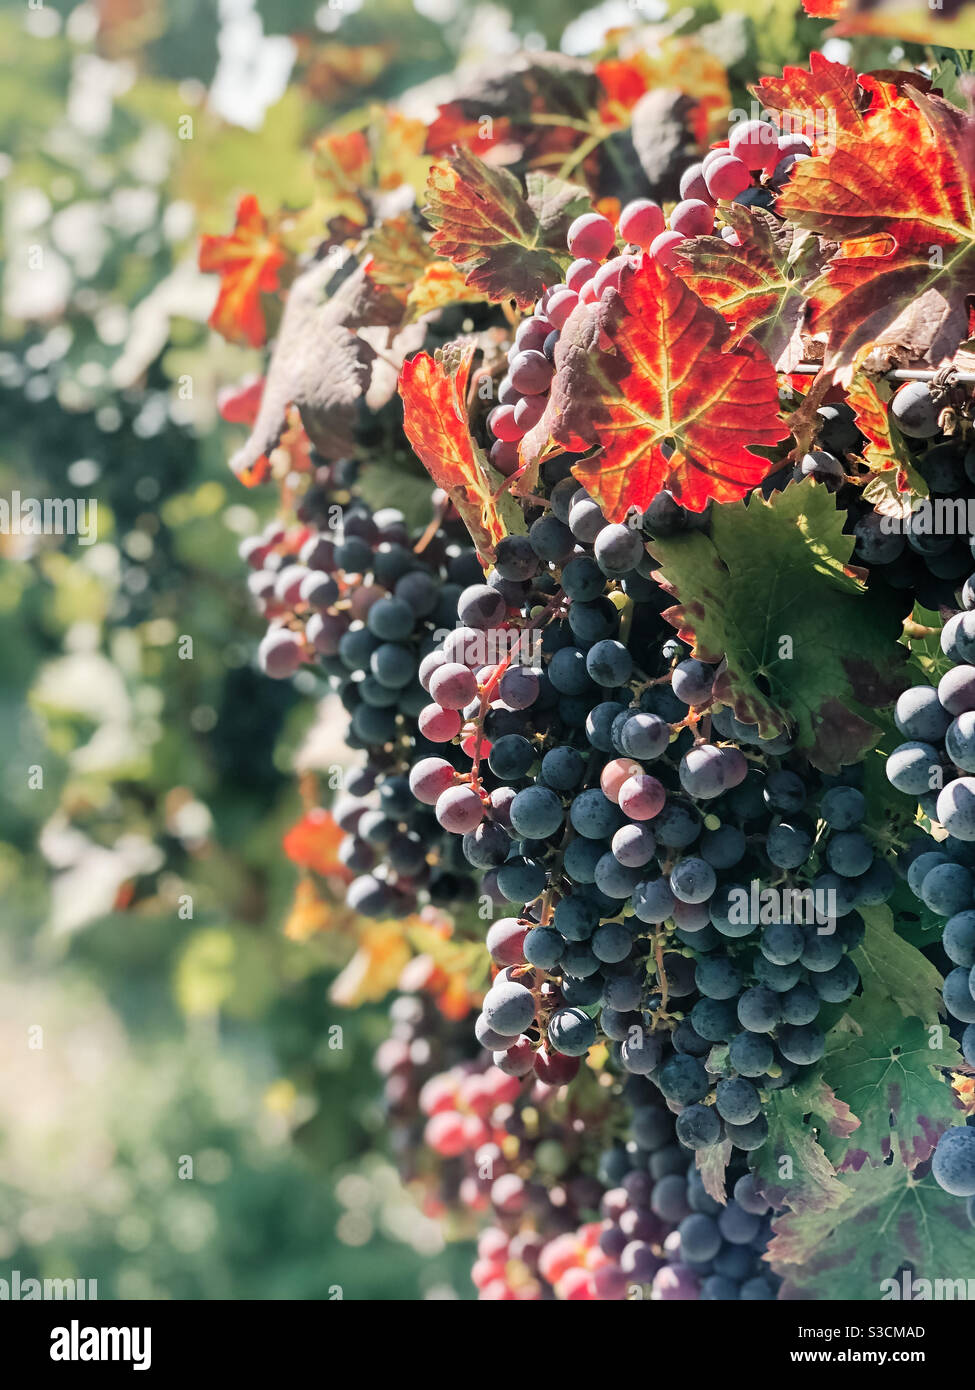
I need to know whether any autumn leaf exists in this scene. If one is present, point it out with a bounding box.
[778,89,975,378]
[597,41,731,147]
[198,194,287,348]
[282,808,348,879]
[768,1162,975,1298]
[283,877,336,942]
[675,204,824,370]
[845,370,925,510]
[330,922,413,1007]
[298,40,392,105]
[649,480,909,771]
[373,110,436,200]
[217,376,264,426]
[831,1,975,46]
[595,58,649,125]
[423,53,599,168]
[522,256,788,518]
[426,104,513,156]
[399,342,524,558]
[312,110,430,231]
[311,129,372,226]
[408,262,486,319]
[363,214,434,304]
[425,150,589,309]
[752,51,867,140]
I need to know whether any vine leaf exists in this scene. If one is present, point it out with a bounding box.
[778,89,975,379]
[229,257,401,485]
[522,256,788,519]
[312,110,430,230]
[363,214,434,303]
[768,1162,975,1299]
[198,194,287,348]
[311,129,372,226]
[852,904,948,1022]
[751,1074,858,1215]
[282,809,349,879]
[695,1139,733,1204]
[425,150,589,309]
[752,51,868,139]
[846,371,920,505]
[822,994,962,1171]
[675,205,825,371]
[399,342,524,559]
[649,480,909,772]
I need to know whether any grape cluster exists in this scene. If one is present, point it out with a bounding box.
[483,122,812,472]
[241,477,487,916]
[883,598,975,1205]
[886,607,975,1054]
[539,1076,779,1300]
[405,454,880,1178]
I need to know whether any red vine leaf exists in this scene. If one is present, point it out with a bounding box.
[198,195,287,348]
[399,342,523,559]
[778,89,975,378]
[523,256,788,519]
[282,809,349,879]
[218,376,264,426]
[675,204,824,370]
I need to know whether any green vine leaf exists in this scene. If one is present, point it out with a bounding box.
[649,479,909,772]
[750,1073,858,1215]
[853,905,947,1022]
[821,994,962,1171]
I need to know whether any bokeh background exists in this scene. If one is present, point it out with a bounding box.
[0,0,910,1300]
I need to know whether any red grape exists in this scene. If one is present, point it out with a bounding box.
[649,230,687,268]
[514,394,547,431]
[545,287,579,330]
[509,349,554,395]
[618,198,665,248]
[487,404,526,443]
[418,702,462,741]
[429,661,478,709]
[728,118,779,171]
[669,199,714,237]
[514,317,549,352]
[408,756,457,805]
[704,154,752,200]
[618,773,667,820]
[435,784,485,833]
[566,212,616,260]
[489,439,521,475]
[533,1048,580,1085]
[258,627,304,678]
[565,258,599,292]
[678,164,711,203]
